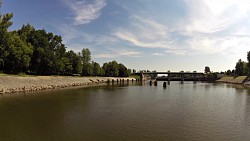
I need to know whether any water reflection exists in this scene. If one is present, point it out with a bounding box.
[0,82,250,140]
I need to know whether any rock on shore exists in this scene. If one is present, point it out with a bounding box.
[217,76,248,84]
[0,76,136,94]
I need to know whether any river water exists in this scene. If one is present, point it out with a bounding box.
[0,81,250,141]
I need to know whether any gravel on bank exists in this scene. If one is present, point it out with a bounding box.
[0,76,136,94]
[217,76,248,84]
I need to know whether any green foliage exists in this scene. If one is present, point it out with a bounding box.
[207,73,217,80]
[103,61,119,77]
[0,13,13,71]
[127,69,131,76]
[66,51,83,74]
[130,75,140,80]
[204,66,210,74]
[93,62,101,76]
[81,48,92,76]
[81,48,91,64]
[87,63,94,76]
[235,59,248,76]
[4,32,33,73]
[118,63,128,77]
[0,12,132,76]
[100,61,131,77]
[226,70,232,76]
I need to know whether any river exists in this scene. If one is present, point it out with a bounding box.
[0,81,250,141]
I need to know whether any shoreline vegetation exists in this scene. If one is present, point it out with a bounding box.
[0,75,136,94]
[0,11,139,95]
[0,13,135,77]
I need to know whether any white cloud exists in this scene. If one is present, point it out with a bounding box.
[182,0,250,34]
[61,0,250,58]
[94,49,142,59]
[175,0,250,55]
[64,0,106,25]
[152,53,164,56]
[113,16,176,49]
[165,49,189,56]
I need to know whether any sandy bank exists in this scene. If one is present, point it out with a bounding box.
[0,76,136,94]
[217,76,248,84]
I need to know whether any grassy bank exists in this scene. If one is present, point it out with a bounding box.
[217,76,248,84]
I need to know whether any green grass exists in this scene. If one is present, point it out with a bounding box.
[129,75,140,79]
[0,72,38,77]
[0,72,7,76]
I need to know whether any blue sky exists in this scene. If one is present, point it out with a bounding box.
[2,0,250,72]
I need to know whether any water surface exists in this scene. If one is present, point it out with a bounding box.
[0,81,250,141]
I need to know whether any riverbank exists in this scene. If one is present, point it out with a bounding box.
[217,76,248,84]
[0,76,136,94]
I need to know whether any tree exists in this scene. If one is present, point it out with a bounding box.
[118,63,128,77]
[93,62,101,76]
[132,69,136,74]
[4,32,33,73]
[102,61,119,77]
[100,68,105,76]
[86,62,94,76]
[28,29,52,74]
[127,69,131,76]
[72,52,83,74]
[226,70,232,76]
[18,24,35,42]
[51,35,67,74]
[60,57,72,75]
[110,61,119,77]
[204,66,210,74]
[0,10,133,76]
[0,13,13,71]
[74,53,83,74]
[232,69,235,75]
[65,51,83,75]
[102,62,108,76]
[81,48,91,76]
[235,59,248,76]
[27,29,68,75]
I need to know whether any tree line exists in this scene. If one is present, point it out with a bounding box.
[227,52,250,76]
[0,13,132,77]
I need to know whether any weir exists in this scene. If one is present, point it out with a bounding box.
[136,71,205,85]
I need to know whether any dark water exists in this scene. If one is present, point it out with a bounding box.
[0,81,250,141]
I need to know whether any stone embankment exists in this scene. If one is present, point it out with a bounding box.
[217,76,248,84]
[0,76,136,94]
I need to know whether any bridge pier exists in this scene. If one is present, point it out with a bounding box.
[140,73,145,81]
[154,81,157,86]
[168,77,170,85]
[193,74,197,83]
[181,74,184,84]
[163,81,167,88]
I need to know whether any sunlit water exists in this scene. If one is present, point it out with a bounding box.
[0,81,250,141]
